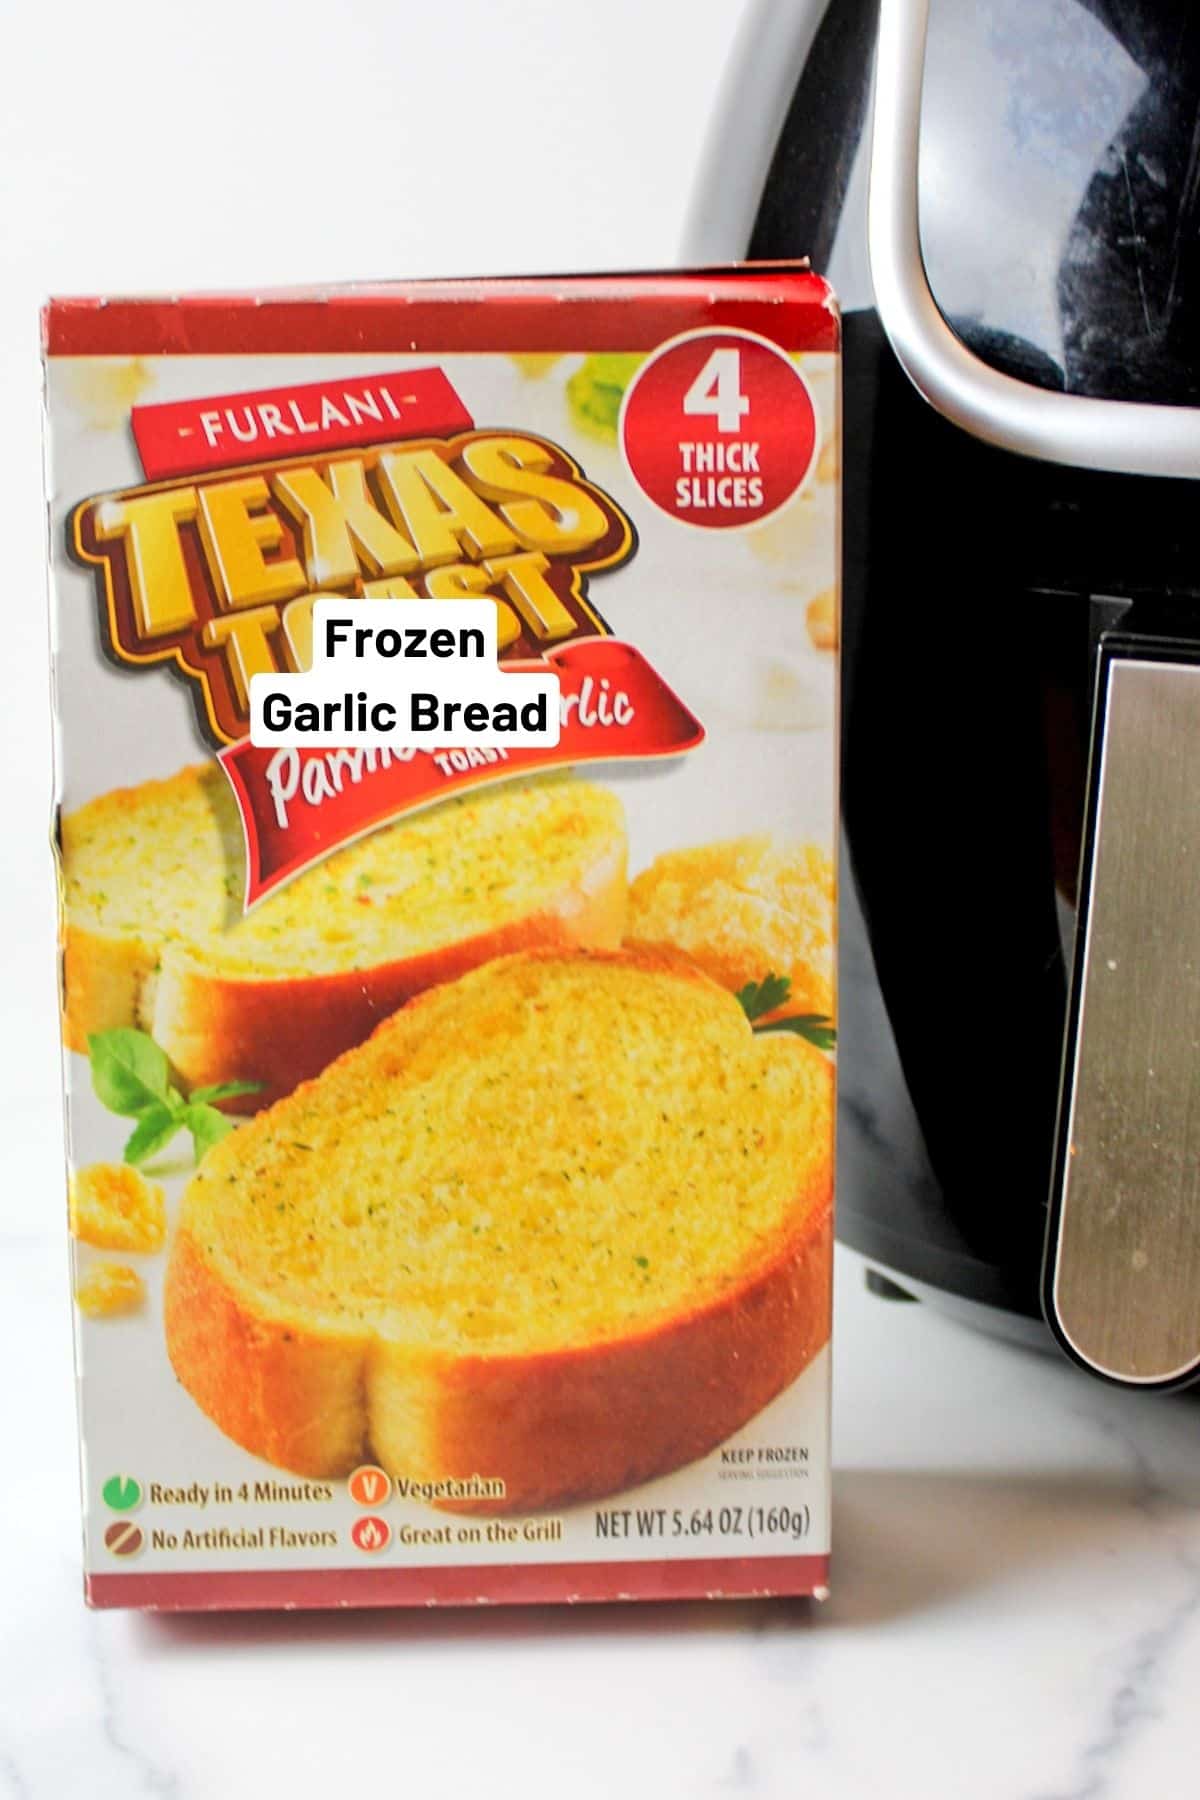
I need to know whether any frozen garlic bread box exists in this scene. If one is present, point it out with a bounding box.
[43,269,840,1610]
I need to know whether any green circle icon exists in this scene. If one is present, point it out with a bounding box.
[102,1473,143,1513]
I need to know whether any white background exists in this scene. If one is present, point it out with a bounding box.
[7,5,1200,1799]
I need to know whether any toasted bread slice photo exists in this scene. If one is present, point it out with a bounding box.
[164,950,834,1512]
[626,835,835,1024]
[61,766,627,1105]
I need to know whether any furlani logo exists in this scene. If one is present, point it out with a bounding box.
[70,369,636,747]
[131,369,473,479]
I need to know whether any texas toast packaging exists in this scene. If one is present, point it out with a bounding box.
[43,269,840,1610]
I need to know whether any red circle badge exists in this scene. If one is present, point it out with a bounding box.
[348,1465,392,1507]
[620,330,817,530]
[351,1515,391,1553]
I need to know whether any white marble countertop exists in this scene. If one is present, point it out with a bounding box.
[5,1080,1200,1800]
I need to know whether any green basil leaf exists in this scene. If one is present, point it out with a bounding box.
[88,1029,172,1118]
[189,1080,263,1105]
[735,973,793,1023]
[122,1103,183,1167]
[757,1013,837,1052]
[186,1103,236,1161]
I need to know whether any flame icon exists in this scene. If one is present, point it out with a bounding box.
[351,1515,391,1553]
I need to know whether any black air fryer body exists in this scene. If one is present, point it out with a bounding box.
[699,0,1200,1356]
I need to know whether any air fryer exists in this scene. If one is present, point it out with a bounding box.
[689,0,1200,1387]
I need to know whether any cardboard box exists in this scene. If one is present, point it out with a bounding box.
[43,268,839,1610]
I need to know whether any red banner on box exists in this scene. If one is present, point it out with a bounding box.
[132,367,474,479]
[218,640,704,905]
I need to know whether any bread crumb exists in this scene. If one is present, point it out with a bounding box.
[58,358,155,430]
[806,589,838,651]
[508,352,564,380]
[76,1263,145,1317]
[70,1163,165,1253]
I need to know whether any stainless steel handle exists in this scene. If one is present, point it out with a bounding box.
[1046,646,1200,1387]
[868,0,1200,479]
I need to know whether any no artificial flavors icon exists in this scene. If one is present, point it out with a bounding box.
[104,1521,144,1558]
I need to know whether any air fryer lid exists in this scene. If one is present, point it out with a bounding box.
[869,0,1200,476]
[915,0,1200,406]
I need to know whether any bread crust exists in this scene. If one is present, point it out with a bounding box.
[165,1226,371,1476]
[62,923,156,1052]
[164,1015,832,1508]
[72,833,626,1106]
